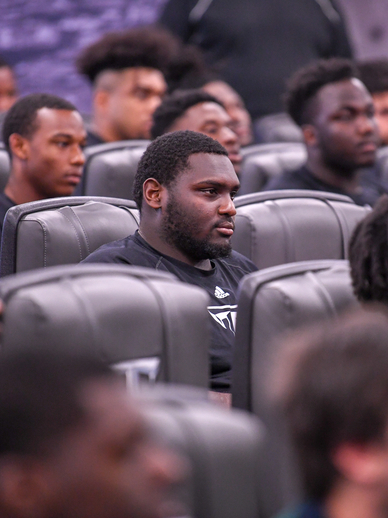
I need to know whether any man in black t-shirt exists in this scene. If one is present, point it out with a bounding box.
[83,131,258,394]
[265,59,386,206]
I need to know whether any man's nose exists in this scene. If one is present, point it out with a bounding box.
[358,114,377,135]
[220,126,239,147]
[219,194,237,217]
[71,145,86,166]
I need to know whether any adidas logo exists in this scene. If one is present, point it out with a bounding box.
[214,286,230,299]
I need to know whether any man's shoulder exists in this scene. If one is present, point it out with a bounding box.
[264,166,309,191]
[83,233,160,266]
[215,250,258,276]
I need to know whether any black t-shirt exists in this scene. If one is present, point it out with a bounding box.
[86,130,105,147]
[82,231,258,391]
[159,0,352,118]
[264,165,387,206]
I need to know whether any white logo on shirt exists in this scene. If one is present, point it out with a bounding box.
[214,286,230,299]
[208,304,237,334]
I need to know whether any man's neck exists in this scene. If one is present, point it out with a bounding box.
[90,118,125,143]
[4,176,44,205]
[138,227,212,270]
[305,157,359,193]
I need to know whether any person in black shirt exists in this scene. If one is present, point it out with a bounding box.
[265,59,385,206]
[0,93,87,237]
[83,131,257,395]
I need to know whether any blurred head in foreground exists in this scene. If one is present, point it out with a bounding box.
[0,349,183,518]
[272,307,388,518]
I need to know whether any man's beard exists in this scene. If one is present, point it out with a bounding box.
[161,197,232,262]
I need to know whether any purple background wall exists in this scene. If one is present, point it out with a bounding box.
[0,0,167,114]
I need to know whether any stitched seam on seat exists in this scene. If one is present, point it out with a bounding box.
[69,207,91,255]
[30,218,49,268]
[60,212,83,261]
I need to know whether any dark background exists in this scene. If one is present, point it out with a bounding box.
[0,0,167,114]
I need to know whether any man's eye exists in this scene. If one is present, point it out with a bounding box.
[56,141,69,148]
[202,188,217,195]
[230,191,237,200]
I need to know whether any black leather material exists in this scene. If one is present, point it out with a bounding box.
[232,260,359,517]
[0,264,210,388]
[253,112,303,144]
[239,142,307,195]
[79,140,149,198]
[141,386,264,518]
[0,196,139,277]
[232,190,371,269]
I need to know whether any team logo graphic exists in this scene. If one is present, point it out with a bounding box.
[207,304,237,334]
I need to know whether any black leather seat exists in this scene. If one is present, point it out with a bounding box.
[0,263,211,388]
[239,142,306,195]
[253,112,303,144]
[141,385,264,518]
[0,196,139,277]
[232,260,358,517]
[232,190,371,269]
[79,140,149,198]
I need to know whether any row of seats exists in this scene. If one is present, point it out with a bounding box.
[0,190,370,276]
[1,141,388,199]
[0,177,371,517]
[0,188,369,517]
[0,256,357,518]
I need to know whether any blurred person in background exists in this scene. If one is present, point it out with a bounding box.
[151,89,242,175]
[0,93,86,236]
[265,59,385,206]
[77,27,179,146]
[358,59,388,146]
[159,0,352,120]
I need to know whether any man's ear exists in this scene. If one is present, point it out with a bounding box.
[0,456,52,518]
[9,133,29,160]
[143,178,164,210]
[94,89,110,113]
[302,124,318,147]
[331,441,387,486]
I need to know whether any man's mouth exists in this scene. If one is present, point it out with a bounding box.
[215,221,235,236]
[357,140,378,153]
[65,172,82,185]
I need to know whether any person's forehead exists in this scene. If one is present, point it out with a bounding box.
[0,67,16,89]
[177,152,239,187]
[33,107,85,136]
[316,78,373,113]
[78,380,144,442]
[181,102,231,128]
[204,81,242,108]
[117,67,166,93]
[373,91,388,109]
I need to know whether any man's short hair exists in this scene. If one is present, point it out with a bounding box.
[150,89,224,139]
[349,195,388,304]
[2,93,77,154]
[133,129,228,211]
[0,56,11,69]
[0,349,116,457]
[285,58,359,126]
[358,59,388,94]
[274,307,388,501]
[76,26,178,85]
